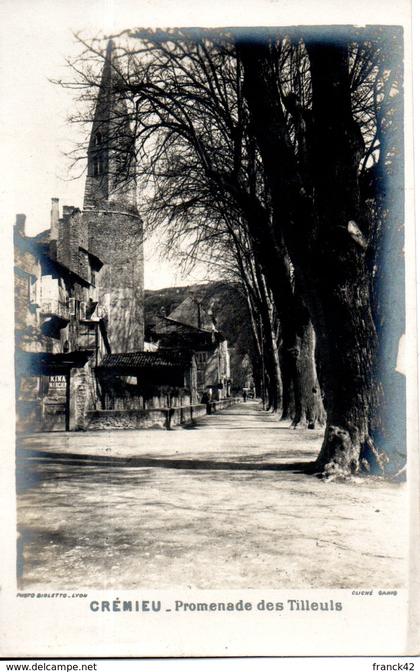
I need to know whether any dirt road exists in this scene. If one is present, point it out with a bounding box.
[17,402,408,589]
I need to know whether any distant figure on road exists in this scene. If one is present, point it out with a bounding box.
[242,389,247,402]
[201,391,209,404]
[202,387,213,403]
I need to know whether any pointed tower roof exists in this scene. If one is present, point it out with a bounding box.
[90,39,120,138]
[99,39,116,97]
[83,39,137,212]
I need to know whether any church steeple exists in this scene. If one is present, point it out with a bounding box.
[84,39,137,212]
[82,40,144,353]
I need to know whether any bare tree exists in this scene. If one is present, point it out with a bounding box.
[115,30,323,424]
[236,26,403,475]
[60,24,403,476]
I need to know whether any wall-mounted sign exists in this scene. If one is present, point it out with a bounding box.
[48,375,67,399]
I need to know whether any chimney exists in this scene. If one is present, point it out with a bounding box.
[15,214,26,236]
[50,198,59,241]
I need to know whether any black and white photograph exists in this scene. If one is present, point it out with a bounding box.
[0,0,418,661]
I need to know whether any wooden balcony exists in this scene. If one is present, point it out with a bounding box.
[40,300,70,337]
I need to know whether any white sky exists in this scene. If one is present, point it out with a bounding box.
[0,0,411,290]
[0,0,224,290]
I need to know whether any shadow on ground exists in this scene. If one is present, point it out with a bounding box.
[15,401,408,590]
[16,447,316,495]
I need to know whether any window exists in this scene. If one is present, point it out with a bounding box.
[92,156,100,177]
[29,277,37,305]
[94,131,103,146]
[68,298,76,316]
[92,153,104,177]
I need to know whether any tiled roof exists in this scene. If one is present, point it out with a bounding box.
[98,350,191,369]
[154,315,225,343]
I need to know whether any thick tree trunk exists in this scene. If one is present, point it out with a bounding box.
[267,323,283,413]
[291,317,325,429]
[279,344,295,420]
[258,272,283,414]
[308,260,384,463]
[243,283,264,396]
[367,67,405,474]
[265,370,275,411]
[241,271,281,410]
[309,276,385,475]
[244,206,320,424]
[305,41,385,475]
[237,35,385,476]
[259,309,282,413]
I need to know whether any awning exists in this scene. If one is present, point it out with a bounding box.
[16,350,93,376]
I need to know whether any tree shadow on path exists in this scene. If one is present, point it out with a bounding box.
[17,447,317,476]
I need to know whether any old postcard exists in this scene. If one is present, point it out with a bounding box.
[0,0,418,659]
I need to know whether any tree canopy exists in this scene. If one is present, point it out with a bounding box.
[60,25,405,477]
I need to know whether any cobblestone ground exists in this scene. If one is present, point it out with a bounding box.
[16,402,408,589]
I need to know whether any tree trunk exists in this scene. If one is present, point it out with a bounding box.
[259,310,282,413]
[367,60,405,474]
[258,272,283,414]
[305,40,385,475]
[309,275,383,475]
[237,35,386,476]
[291,317,325,429]
[267,322,283,413]
[279,344,295,420]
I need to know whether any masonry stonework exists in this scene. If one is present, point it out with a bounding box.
[84,208,144,352]
[70,365,95,431]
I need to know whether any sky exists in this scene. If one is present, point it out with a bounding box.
[0,0,412,291]
[0,0,229,290]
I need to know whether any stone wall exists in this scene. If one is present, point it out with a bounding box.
[86,403,207,431]
[86,397,242,431]
[14,231,41,337]
[84,208,144,352]
[15,399,43,434]
[207,397,242,414]
[70,363,96,430]
[57,208,90,282]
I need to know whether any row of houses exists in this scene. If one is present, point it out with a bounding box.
[14,40,233,434]
[15,205,231,434]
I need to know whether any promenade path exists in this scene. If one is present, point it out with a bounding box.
[16,402,408,590]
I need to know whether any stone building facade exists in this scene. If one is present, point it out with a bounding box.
[14,206,109,432]
[14,41,237,433]
[149,298,231,401]
[88,350,201,429]
[14,204,205,432]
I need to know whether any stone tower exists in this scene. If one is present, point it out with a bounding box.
[83,40,144,352]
